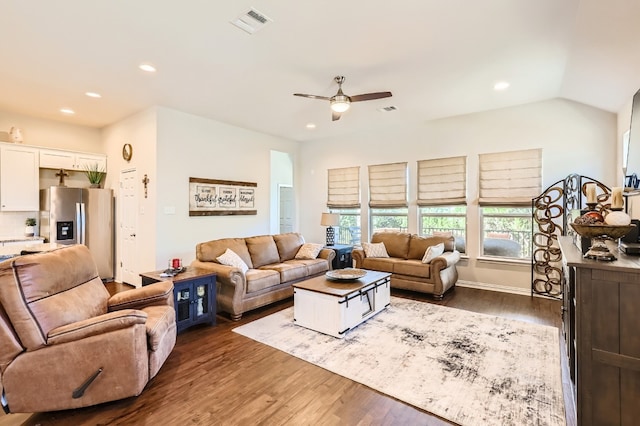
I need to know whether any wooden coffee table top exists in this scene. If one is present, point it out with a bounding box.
[139,266,216,284]
[293,270,390,297]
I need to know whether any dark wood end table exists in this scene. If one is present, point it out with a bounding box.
[140,266,216,333]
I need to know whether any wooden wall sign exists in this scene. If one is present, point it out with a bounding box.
[189,177,257,216]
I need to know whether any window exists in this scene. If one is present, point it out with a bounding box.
[417,156,467,252]
[481,207,532,259]
[368,162,408,236]
[478,149,541,260]
[327,167,361,244]
[370,207,408,234]
[419,206,466,253]
[330,208,361,245]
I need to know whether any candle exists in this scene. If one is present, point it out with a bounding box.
[611,187,623,209]
[586,183,596,204]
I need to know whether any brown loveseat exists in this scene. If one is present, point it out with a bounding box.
[191,232,335,320]
[352,232,460,299]
[0,245,176,413]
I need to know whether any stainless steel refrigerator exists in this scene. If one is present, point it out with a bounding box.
[40,187,115,281]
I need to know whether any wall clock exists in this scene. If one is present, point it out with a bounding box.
[122,143,133,162]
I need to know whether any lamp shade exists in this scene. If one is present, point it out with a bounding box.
[320,213,340,227]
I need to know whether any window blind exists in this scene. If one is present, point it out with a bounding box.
[417,156,467,206]
[327,166,360,208]
[478,148,542,205]
[368,162,408,208]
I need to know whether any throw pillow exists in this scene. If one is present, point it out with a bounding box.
[422,242,445,264]
[295,243,324,260]
[216,248,249,273]
[362,242,389,258]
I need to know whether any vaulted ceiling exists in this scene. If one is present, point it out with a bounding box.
[1,0,639,142]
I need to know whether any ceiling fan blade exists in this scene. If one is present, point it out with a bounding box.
[293,93,331,101]
[350,91,392,102]
[332,111,342,121]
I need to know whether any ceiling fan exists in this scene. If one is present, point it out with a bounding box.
[294,76,392,121]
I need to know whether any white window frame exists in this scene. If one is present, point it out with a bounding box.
[419,205,467,254]
[480,206,532,260]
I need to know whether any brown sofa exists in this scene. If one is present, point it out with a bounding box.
[191,232,335,320]
[352,232,460,299]
[0,245,176,413]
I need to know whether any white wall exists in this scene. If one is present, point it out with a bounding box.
[154,107,299,270]
[102,107,158,284]
[0,110,101,152]
[298,98,617,292]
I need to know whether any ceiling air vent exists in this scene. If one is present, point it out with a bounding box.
[231,8,272,34]
[378,106,398,112]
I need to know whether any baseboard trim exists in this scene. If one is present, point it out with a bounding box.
[456,280,531,296]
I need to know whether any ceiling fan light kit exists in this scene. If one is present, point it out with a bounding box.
[294,75,392,121]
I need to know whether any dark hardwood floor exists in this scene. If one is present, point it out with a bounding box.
[0,286,575,426]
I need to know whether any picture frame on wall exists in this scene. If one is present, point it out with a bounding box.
[189,177,257,216]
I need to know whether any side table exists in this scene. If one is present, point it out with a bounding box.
[325,244,354,269]
[140,266,216,333]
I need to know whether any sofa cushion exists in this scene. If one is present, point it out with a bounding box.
[246,235,280,268]
[362,242,389,258]
[216,248,249,273]
[408,235,454,260]
[361,257,396,273]
[245,269,281,293]
[287,258,330,276]
[198,238,253,269]
[422,243,445,263]
[273,233,305,262]
[371,232,410,259]
[295,243,324,260]
[261,262,308,283]
[394,260,432,279]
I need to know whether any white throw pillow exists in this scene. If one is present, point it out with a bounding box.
[295,243,324,260]
[216,248,249,273]
[362,242,389,258]
[422,243,445,264]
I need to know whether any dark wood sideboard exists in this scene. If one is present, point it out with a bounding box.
[559,236,640,426]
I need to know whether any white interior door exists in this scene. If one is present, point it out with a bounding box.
[279,184,294,233]
[120,169,139,286]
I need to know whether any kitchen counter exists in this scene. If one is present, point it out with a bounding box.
[0,242,65,260]
[0,236,46,244]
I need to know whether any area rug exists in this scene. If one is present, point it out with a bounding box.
[233,297,565,426]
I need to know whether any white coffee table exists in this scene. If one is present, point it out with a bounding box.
[292,269,391,338]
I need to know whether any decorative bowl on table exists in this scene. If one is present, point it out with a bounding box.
[570,223,635,261]
[325,268,367,280]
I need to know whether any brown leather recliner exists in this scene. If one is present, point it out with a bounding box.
[0,245,177,413]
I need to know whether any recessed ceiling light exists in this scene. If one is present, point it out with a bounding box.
[85,92,101,98]
[139,63,156,73]
[306,123,316,129]
[494,81,510,91]
[60,108,75,115]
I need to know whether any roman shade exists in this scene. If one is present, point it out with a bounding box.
[368,162,408,208]
[478,149,542,205]
[327,166,360,208]
[417,156,467,206]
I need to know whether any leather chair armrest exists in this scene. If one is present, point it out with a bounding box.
[108,281,174,311]
[352,249,365,268]
[191,259,246,320]
[47,309,147,346]
[431,250,461,269]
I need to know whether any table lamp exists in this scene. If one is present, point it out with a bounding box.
[320,213,340,246]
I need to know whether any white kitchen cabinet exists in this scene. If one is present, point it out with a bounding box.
[39,148,106,171]
[0,144,39,211]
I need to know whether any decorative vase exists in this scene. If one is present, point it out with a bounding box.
[25,226,35,237]
[90,183,101,188]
